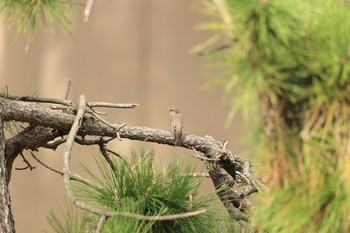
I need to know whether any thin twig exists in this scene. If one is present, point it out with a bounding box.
[63,95,87,201]
[105,148,122,159]
[183,172,210,177]
[236,171,260,192]
[4,95,138,110]
[222,140,228,154]
[191,147,219,161]
[30,151,98,188]
[43,137,67,150]
[235,171,251,185]
[65,80,72,100]
[7,95,73,106]
[99,144,116,171]
[95,215,106,233]
[74,199,207,221]
[75,136,116,146]
[87,107,127,142]
[30,151,60,174]
[111,123,126,141]
[87,107,116,130]
[15,152,35,171]
[84,0,95,22]
[88,102,139,109]
[105,208,207,220]
[91,109,107,115]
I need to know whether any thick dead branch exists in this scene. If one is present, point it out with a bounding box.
[61,96,208,231]
[0,97,259,222]
[5,125,61,181]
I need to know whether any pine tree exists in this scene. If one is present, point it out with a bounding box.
[198,0,350,232]
[0,0,73,40]
[0,1,257,228]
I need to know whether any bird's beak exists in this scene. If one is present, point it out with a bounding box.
[166,106,170,111]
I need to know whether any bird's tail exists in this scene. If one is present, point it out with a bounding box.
[175,131,182,146]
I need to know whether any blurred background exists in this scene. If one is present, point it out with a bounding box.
[0,0,247,232]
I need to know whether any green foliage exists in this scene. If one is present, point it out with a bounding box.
[49,150,229,233]
[198,0,350,232]
[0,0,74,39]
[46,205,92,233]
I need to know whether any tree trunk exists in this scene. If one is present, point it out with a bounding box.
[0,114,15,232]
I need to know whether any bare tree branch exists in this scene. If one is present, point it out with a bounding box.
[0,97,260,222]
[60,96,208,230]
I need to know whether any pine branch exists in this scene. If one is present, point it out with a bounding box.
[0,96,260,224]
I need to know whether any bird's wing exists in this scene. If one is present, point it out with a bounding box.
[170,113,183,131]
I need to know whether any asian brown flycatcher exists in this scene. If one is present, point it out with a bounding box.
[167,106,183,146]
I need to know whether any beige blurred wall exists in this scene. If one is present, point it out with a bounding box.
[0,1,247,232]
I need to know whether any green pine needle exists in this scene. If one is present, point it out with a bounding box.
[0,0,74,39]
[197,0,350,232]
[58,149,230,233]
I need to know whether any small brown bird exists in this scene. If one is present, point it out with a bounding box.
[167,106,183,146]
